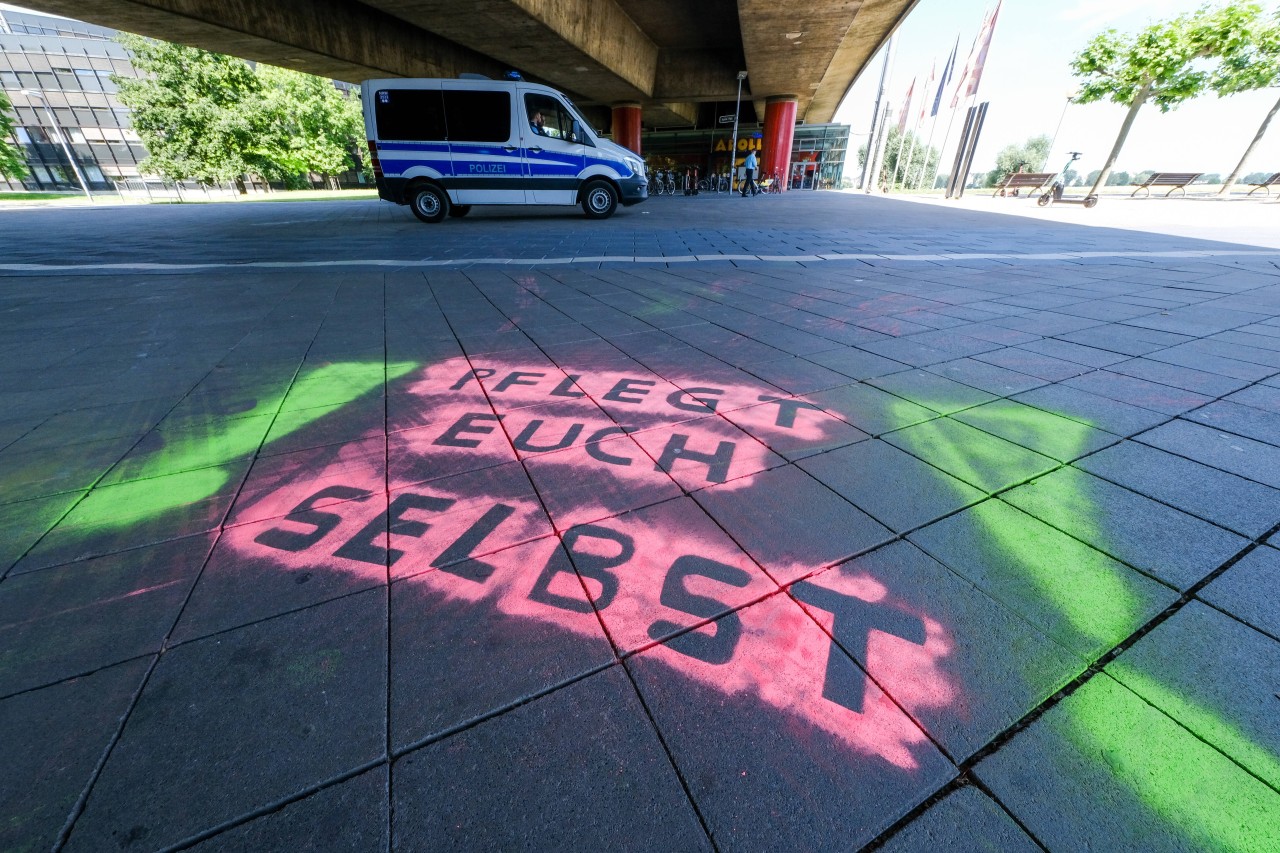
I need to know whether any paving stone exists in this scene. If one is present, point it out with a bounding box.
[925,357,1047,396]
[1107,357,1250,397]
[975,674,1280,853]
[1063,370,1212,416]
[972,346,1092,382]
[868,369,998,415]
[743,356,853,395]
[390,536,614,749]
[0,658,151,853]
[1075,440,1280,538]
[0,535,211,697]
[803,542,1083,760]
[1019,337,1130,368]
[0,436,133,505]
[1012,383,1169,437]
[65,590,387,852]
[0,491,82,577]
[807,346,911,380]
[392,666,710,852]
[721,398,869,460]
[1199,545,1280,637]
[952,398,1119,462]
[807,381,938,436]
[1136,418,1280,489]
[1002,467,1247,590]
[630,591,954,850]
[630,414,785,491]
[878,786,1040,853]
[909,501,1175,661]
[1183,399,1280,448]
[186,767,388,853]
[1107,601,1280,790]
[693,464,893,583]
[1224,383,1280,415]
[798,439,984,533]
[883,417,1058,495]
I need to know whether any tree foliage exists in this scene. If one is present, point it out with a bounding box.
[114,34,364,186]
[1070,3,1264,195]
[985,134,1052,187]
[1209,9,1280,192]
[0,90,29,179]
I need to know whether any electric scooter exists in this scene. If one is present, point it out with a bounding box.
[1038,152,1099,208]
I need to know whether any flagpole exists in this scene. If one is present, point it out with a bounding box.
[916,113,940,191]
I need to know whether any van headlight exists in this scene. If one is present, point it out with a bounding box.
[623,156,644,177]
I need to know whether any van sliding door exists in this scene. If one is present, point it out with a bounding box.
[441,86,523,204]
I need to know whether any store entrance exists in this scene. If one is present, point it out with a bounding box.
[790,162,818,190]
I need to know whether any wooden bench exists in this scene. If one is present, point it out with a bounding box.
[1129,172,1202,197]
[1246,172,1280,197]
[992,172,1055,197]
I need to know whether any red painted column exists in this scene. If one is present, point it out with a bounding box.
[762,96,798,192]
[611,103,643,155]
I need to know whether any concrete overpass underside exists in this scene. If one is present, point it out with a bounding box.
[25,0,915,131]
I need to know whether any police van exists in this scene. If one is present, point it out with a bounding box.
[362,76,648,222]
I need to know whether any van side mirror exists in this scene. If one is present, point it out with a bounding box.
[571,120,581,142]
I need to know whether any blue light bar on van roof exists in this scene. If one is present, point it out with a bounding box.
[504,70,523,81]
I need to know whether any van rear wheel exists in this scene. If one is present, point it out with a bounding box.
[581,181,618,219]
[409,183,449,223]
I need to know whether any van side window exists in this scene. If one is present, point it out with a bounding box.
[374,89,446,141]
[524,94,580,143]
[442,90,511,143]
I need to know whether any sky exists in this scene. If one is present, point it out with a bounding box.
[832,0,1280,183]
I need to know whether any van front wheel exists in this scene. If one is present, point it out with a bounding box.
[581,181,618,219]
[409,184,449,223]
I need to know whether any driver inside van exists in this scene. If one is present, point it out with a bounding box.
[530,109,546,136]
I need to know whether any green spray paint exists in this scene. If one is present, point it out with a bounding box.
[65,360,417,532]
[891,399,1280,849]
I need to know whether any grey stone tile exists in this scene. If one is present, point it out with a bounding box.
[806,346,910,380]
[1199,545,1280,637]
[868,369,998,415]
[909,501,1175,660]
[721,399,870,461]
[1002,467,1247,590]
[1136,419,1280,489]
[1107,601,1280,789]
[1012,383,1169,437]
[65,590,387,852]
[1182,399,1280,448]
[693,464,893,583]
[925,357,1048,396]
[1224,383,1280,415]
[0,658,151,853]
[883,418,1058,495]
[1076,440,1280,538]
[390,536,613,750]
[392,667,710,852]
[0,492,82,578]
[185,767,388,852]
[973,347,1092,381]
[807,382,937,436]
[878,786,1039,853]
[1063,370,1213,415]
[798,440,984,533]
[0,536,212,697]
[629,593,955,851]
[976,674,1280,852]
[1019,337,1131,368]
[952,399,1120,462]
[1146,344,1276,382]
[807,542,1082,760]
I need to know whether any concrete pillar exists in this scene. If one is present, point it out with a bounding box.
[762,96,798,191]
[611,103,643,155]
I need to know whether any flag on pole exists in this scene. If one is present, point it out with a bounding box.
[931,37,958,117]
[896,77,916,133]
[917,61,936,124]
[964,0,1002,98]
[950,4,994,110]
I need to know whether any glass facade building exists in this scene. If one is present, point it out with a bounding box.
[0,8,146,191]
[640,123,850,190]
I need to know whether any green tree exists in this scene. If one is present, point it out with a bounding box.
[253,65,363,187]
[857,126,939,190]
[0,90,28,180]
[1106,170,1132,186]
[1209,10,1280,193]
[985,134,1053,187]
[1070,3,1264,198]
[113,33,268,185]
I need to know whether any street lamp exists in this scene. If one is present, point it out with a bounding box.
[20,89,93,201]
[728,70,747,193]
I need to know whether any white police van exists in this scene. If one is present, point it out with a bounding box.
[362,76,647,222]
